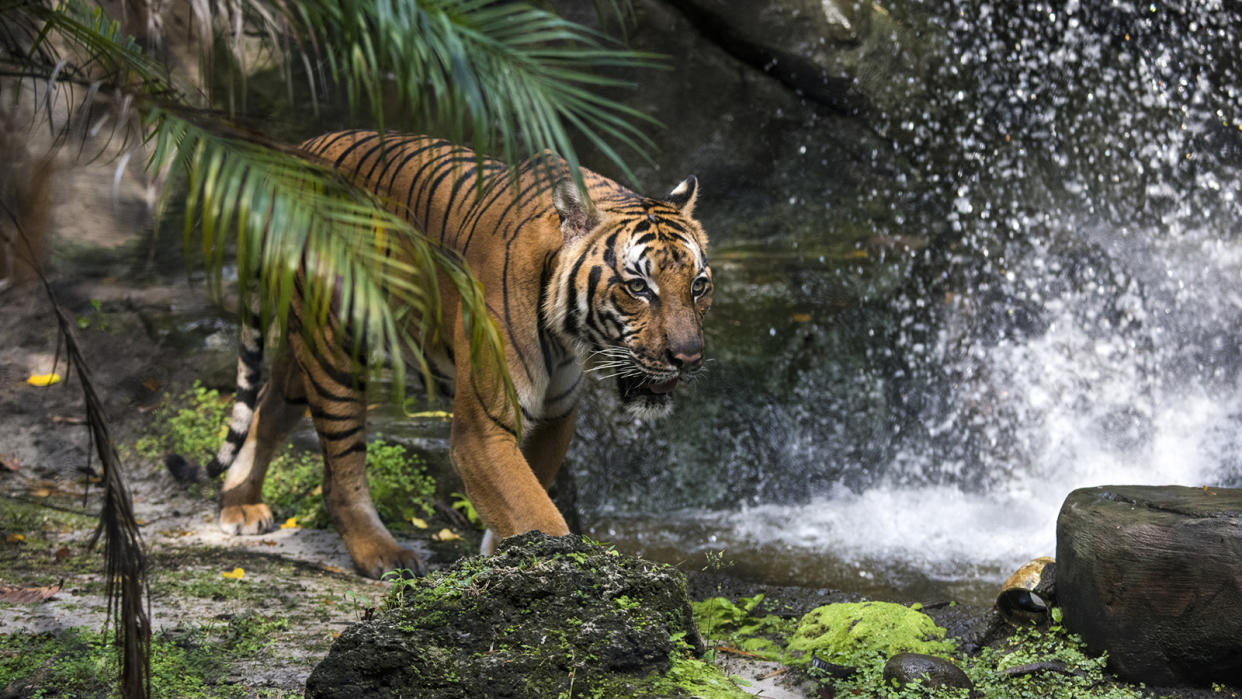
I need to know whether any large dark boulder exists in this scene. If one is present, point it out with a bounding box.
[305,532,705,698]
[1056,485,1242,687]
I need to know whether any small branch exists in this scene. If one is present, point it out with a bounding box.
[996,661,1080,678]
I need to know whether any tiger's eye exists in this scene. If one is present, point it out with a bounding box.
[626,278,649,295]
[691,277,708,296]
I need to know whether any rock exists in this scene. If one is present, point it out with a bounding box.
[659,0,871,113]
[1056,485,1242,687]
[304,532,706,698]
[882,652,973,690]
[785,601,955,667]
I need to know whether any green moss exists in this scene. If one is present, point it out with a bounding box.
[805,609,1146,698]
[0,612,295,698]
[648,652,751,698]
[786,601,956,668]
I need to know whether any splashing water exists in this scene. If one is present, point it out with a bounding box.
[569,0,1242,600]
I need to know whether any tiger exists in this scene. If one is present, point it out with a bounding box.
[197,130,713,579]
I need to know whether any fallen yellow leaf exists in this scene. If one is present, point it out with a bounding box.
[409,517,429,529]
[791,313,812,323]
[407,410,452,420]
[281,517,299,529]
[6,534,25,544]
[432,528,462,542]
[26,373,61,387]
[221,567,245,579]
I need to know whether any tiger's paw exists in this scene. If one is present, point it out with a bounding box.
[349,539,426,580]
[219,503,274,536]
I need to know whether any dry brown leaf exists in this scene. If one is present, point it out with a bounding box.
[0,456,19,472]
[54,547,70,562]
[0,579,63,604]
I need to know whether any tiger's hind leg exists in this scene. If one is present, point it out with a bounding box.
[219,349,307,535]
[289,329,425,579]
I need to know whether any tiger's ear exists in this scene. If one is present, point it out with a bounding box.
[666,175,698,216]
[553,180,600,244]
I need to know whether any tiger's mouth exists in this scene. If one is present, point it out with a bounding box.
[617,373,679,399]
[616,372,681,419]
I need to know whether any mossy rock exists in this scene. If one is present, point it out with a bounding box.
[785,601,956,667]
[305,532,709,698]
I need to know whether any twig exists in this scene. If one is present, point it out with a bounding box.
[996,661,1079,678]
[760,667,789,680]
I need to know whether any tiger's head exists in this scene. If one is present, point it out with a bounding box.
[547,175,712,419]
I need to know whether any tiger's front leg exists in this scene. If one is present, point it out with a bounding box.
[290,331,425,579]
[450,333,570,552]
[474,408,579,554]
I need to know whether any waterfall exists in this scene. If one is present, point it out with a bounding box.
[570,0,1242,599]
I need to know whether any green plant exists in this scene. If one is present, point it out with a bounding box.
[702,549,734,572]
[366,441,435,526]
[261,440,436,530]
[0,616,299,698]
[262,449,330,529]
[692,594,793,660]
[75,299,109,331]
[135,381,230,464]
[450,492,482,528]
[807,616,1145,698]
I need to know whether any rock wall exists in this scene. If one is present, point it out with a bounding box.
[548,0,931,247]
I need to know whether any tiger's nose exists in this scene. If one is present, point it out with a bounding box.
[668,345,703,372]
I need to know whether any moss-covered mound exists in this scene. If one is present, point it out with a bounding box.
[785,601,956,667]
[304,532,709,698]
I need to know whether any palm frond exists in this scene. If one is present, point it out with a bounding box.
[146,108,515,409]
[275,0,665,185]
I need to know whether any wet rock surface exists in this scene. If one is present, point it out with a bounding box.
[304,532,705,698]
[1057,485,1242,687]
[882,652,973,690]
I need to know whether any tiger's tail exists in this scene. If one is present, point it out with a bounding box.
[206,298,265,478]
[165,298,264,484]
